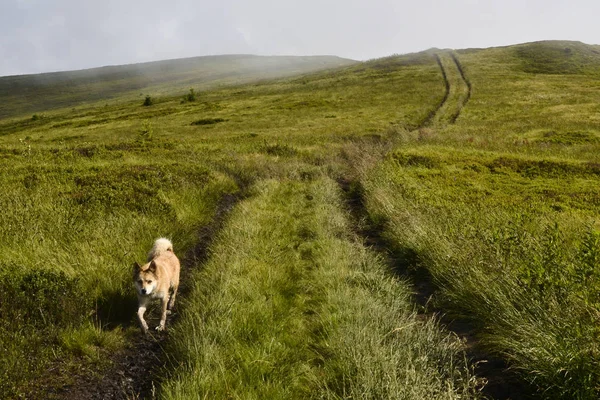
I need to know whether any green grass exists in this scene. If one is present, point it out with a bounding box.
[362,145,600,398]
[0,54,356,119]
[161,177,479,399]
[0,155,239,396]
[0,133,242,396]
[357,41,600,398]
[0,50,470,398]
[2,39,600,399]
[513,40,600,74]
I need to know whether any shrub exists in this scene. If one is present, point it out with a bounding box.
[184,88,197,102]
[0,267,89,330]
[259,142,298,157]
[143,95,153,106]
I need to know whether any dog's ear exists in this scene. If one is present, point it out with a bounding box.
[132,261,141,273]
[148,260,157,273]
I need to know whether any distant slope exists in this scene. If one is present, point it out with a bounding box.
[459,40,600,75]
[0,54,356,119]
[513,40,600,74]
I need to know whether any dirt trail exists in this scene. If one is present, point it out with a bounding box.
[450,53,472,115]
[56,189,246,400]
[338,175,527,400]
[427,51,471,126]
[338,52,527,400]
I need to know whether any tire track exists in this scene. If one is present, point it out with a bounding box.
[338,173,527,399]
[57,173,252,400]
[429,51,471,126]
[448,52,472,123]
[338,53,527,400]
[451,53,472,103]
[422,54,451,127]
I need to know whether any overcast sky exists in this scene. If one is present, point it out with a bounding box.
[1,0,598,77]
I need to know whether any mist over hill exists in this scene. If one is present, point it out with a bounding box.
[2,40,599,121]
[0,54,356,119]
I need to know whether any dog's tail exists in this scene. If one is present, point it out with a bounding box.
[147,238,174,261]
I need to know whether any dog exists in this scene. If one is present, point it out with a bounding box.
[133,238,180,334]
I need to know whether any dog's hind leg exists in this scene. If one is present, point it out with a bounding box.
[167,283,179,313]
[156,296,169,331]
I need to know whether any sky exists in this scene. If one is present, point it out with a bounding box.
[1,0,599,77]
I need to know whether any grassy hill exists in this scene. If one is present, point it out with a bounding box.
[1,40,600,399]
[513,40,600,74]
[361,40,600,399]
[0,54,356,119]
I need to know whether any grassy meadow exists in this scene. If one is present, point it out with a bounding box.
[0,52,482,399]
[0,55,355,119]
[161,178,477,399]
[358,41,600,398]
[0,40,599,399]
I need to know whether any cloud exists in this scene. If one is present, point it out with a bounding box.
[1,0,599,76]
[0,0,252,75]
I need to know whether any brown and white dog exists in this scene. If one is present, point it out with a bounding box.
[133,238,180,334]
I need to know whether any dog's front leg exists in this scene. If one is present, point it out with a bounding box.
[156,295,170,331]
[137,297,149,334]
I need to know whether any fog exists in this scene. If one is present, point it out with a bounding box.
[1,0,599,76]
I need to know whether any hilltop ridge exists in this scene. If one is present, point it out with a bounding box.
[0,54,356,119]
[2,39,600,121]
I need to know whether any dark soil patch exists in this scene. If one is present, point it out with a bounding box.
[57,332,167,400]
[191,117,226,126]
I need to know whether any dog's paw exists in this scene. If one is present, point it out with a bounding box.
[155,324,165,332]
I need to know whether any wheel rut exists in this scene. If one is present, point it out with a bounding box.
[448,52,472,123]
[337,174,527,400]
[55,176,250,400]
[338,52,527,399]
[428,51,471,126]
[421,54,451,127]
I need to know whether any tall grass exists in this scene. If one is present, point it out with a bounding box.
[356,41,600,398]
[0,50,450,397]
[0,143,239,397]
[360,146,600,397]
[160,177,480,399]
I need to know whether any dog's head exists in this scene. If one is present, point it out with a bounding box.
[132,261,158,296]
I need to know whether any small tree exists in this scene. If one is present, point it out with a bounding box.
[184,88,196,102]
[143,95,153,106]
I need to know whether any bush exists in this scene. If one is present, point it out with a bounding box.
[0,267,90,398]
[259,142,298,157]
[143,95,153,106]
[184,88,197,102]
[0,268,89,329]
